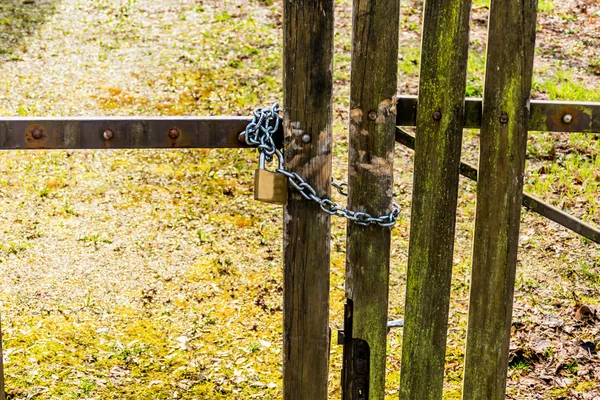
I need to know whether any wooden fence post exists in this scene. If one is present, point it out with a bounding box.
[399,0,473,398]
[282,0,334,398]
[343,0,400,397]
[462,0,538,399]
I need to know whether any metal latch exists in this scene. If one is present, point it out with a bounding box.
[340,300,370,400]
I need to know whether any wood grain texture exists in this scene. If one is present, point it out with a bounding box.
[462,0,539,399]
[399,0,472,398]
[282,0,334,398]
[343,0,400,397]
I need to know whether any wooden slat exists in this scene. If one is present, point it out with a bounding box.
[395,96,600,133]
[342,0,400,396]
[462,0,539,398]
[399,0,473,398]
[282,0,334,398]
[0,117,261,149]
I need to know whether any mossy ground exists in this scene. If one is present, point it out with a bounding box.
[0,0,599,399]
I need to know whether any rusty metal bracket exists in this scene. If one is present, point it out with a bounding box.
[0,117,283,150]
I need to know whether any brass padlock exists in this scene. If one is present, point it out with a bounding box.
[254,153,287,204]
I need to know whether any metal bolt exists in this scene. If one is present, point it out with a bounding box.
[168,128,180,140]
[368,111,377,121]
[562,114,573,124]
[301,134,311,144]
[432,111,442,121]
[31,128,43,139]
[103,130,114,140]
[238,132,246,143]
[500,114,509,124]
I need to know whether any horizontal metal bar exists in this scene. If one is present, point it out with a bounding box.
[0,117,261,150]
[3,94,597,150]
[387,319,404,331]
[395,127,600,244]
[396,95,600,133]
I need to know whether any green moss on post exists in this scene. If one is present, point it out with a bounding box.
[399,0,473,399]
[462,0,539,399]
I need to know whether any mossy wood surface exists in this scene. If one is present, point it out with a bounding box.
[399,0,473,398]
[282,0,334,399]
[344,0,400,397]
[462,0,539,399]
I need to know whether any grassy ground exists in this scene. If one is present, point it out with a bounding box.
[0,0,599,399]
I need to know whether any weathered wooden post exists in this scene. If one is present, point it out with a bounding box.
[462,0,538,398]
[399,0,473,398]
[342,0,400,397]
[282,0,334,398]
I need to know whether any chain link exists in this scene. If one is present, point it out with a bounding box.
[242,104,401,227]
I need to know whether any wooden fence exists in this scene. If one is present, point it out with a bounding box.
[1,0,599,399]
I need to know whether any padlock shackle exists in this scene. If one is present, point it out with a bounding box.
[259,151,267,169]
[258,149,284,171]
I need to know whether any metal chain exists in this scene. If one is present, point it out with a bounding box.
[242,104,401,227]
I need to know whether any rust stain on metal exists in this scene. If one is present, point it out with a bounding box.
[168,128,180,140]
[25,125,49,148]
[32,128,43,139]
[103,129,114,148]
[546,105,592,132]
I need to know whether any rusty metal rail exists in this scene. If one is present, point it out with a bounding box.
[1,96,599,150]
[0,117,256,150]
[397,96,600,133]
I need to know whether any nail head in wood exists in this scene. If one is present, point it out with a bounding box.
[432,111,442,121]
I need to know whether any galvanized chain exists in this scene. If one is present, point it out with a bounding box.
[242,104,401,227]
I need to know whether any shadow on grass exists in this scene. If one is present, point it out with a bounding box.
[0,0,59,60]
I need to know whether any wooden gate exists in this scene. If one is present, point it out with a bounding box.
[1,0,599,399]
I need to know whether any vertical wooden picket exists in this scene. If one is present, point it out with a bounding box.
[462,0,538,399]
[399,0,472,398]
[343,0,400,397]
[282,0,334,399]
